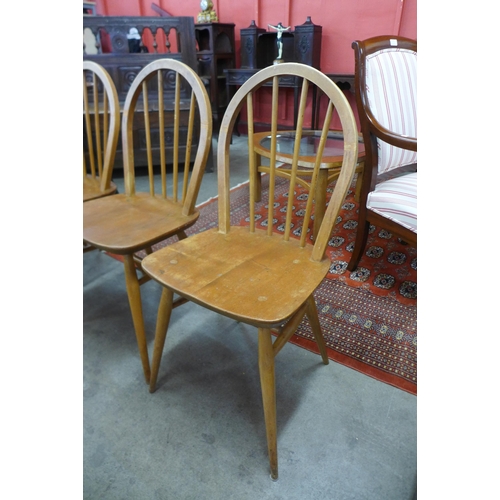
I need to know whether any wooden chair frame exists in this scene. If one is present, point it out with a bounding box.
[141,63,359,479]
[83,61,120,202]
[83,59,212,384]
[347,36,417,271]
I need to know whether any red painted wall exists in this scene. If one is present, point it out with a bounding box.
[96,0,416,73]
[93,0,416,128]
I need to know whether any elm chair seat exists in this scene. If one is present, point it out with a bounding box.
[83,177,118,201]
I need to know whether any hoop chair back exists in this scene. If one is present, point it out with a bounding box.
[121,58,212,214]
[83,61,120,201]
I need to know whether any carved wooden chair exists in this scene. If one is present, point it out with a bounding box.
[83,61,120,202]
[347,36,417,272]
[83,59,212,383]
[141,63,359,479]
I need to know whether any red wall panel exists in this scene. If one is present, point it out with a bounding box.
[93,0,416,127]
[95,0,416,73]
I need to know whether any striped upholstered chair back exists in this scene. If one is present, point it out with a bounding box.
[347,36,417,272]
[365,44,417,174]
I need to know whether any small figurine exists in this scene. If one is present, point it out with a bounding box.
[127,27,148,53]
[268,22,291,62]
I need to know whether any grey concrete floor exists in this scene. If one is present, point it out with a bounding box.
[83,136,417,499]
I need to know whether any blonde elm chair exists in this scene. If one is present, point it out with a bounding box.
[83,59,212,383]
[83,61,120,202]
[141,63,359,479]
[347,36,417,272]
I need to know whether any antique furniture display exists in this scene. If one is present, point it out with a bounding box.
[253,130,365,238]
[226,17,322,131]
[83,16,202,169]
[83,61,120,202]
[240,17,322,70]
[194,22,236,133]
[141,63,359,480]
[83,59,213,383]
[347,36,417,272]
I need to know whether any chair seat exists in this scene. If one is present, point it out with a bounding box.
[83,176,118,202]
[83,192,199,254]
[367,171,417,233]
[141,226,331,328]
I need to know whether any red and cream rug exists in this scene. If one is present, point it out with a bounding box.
[123,174,417,394]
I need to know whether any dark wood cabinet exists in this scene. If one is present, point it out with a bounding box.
[293,17,322,69]
[226,17,323,133]
[239,17,322,70]
[83,16,204,169]
[194,23,236,133]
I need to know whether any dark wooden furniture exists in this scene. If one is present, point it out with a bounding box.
[83,59,213,383]
[194,22,236,133]
[226,17,322,132]
[83,1,96,16]
[142,63,359,480]
[83,16,202,169]
[240,17,322,69]
[348,36,417,271]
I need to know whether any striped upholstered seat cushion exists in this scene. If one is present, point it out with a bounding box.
[367,172,417,233]
[365,46,417,174]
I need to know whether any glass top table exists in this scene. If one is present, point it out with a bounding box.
[252,130,365,238]
[254,130,365,169]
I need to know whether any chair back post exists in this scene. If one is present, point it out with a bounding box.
[121,58,212,209]
[83,61,120,193]
[216,63,359,261]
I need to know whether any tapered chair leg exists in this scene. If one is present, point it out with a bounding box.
[305,295,329,365]
[123,254,151,384]
[258,327,278,480]
[149,287,174,393]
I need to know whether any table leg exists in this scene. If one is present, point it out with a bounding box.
[313,169,329,239]
[254,152,262,203]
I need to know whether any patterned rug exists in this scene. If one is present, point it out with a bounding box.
[159,174,417,395]
[128,174,417,394]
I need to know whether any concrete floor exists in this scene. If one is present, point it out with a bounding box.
[83,136,417,499]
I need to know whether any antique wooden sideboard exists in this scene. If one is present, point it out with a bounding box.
[225,17,323,132]
[82,16,214,170]
[194,23,236,134]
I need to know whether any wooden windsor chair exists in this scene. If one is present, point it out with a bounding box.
[141,63,359,479]
[83,61,120,202]
[83,59,213,383]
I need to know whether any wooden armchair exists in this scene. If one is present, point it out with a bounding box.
[83,61,120,202]
[348,36,417,271]
[141,63,359,479]
[83,59,212,383]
